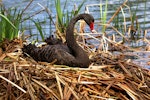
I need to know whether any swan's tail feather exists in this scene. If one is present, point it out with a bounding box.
[45,35,62,45]
[22,43,51,62]
[22,44,35,54]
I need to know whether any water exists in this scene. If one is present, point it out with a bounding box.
[2,0,150,69]
[2,0,150,35]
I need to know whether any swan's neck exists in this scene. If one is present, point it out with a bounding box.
[66,19,77,46]
[66,16,84,57]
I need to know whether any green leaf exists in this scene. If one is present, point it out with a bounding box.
[0,13,17,29]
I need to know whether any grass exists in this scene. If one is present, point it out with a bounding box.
[0,7,20,42]
[0,0,149,45]
[143,0,147,29]
[32,19,45,41]
[0,0,48,43]
[0,0,35,42]
[100,0,108,32]
[55,0,86,34]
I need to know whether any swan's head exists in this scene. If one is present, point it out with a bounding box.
[82,13,95,32]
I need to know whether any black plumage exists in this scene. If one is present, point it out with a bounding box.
[23,13,94,68]
[44,35,62,45]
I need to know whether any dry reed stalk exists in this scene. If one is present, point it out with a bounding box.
[0,75,26,93]
[59,78,80,100]
[55,72,63,99]
[0,39,149,99]
[13,62,19,80]
[21,72,36,100]
[118,62,132,77]
[0,48,2,56]
[106,0,128,27]
[55,16,66,43]
[144,30,147,39]
[111,26,128,40]
[32,78,59,99]
[0,53,6,61]
[121,6,127,33]
[117,83,139,100]
[63,85,72,100]
[0,68,10,74]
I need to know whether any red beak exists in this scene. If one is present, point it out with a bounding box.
[90,22,94,31]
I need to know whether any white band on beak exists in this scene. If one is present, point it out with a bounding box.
[91,30,97,33]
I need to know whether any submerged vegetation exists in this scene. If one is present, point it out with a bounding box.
[0,0,150,99]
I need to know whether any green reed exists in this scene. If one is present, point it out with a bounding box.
[32,20,45,41]
[55,0,86,33]
[0,0,35,42]
[143,0,147,30]
[100,0,108,32]
[0,7,21,42]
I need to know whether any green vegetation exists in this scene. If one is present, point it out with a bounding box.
[0,0,149,45]
[32,20,45,41]
[100,0,108,32]
[55,0,86,33]
[0,7,21,42]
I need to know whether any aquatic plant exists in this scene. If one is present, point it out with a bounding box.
[55,0,86,34]
[0,0,35,42]
[32,19,45,41]
[0,7,20,42]
[100,0,108,32]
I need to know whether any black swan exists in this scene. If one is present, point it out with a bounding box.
[45,35,63,45]
[23,13,94,68]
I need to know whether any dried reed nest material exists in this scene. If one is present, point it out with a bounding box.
[0,39,150,100]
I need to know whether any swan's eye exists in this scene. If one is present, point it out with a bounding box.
[90,22,94,31]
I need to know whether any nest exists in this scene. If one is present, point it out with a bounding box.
[0,39,150,100]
